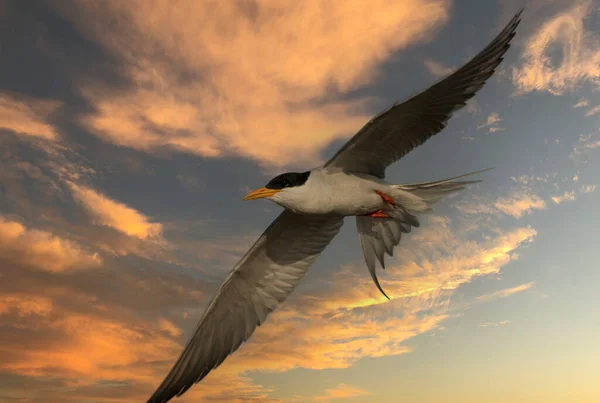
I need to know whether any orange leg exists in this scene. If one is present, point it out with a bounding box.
[366,210,390,218]
[375,190,395,206]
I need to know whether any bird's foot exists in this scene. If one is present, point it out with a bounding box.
[375,190,395,206]
[365,210,390,218]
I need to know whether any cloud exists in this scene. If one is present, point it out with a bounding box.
[0,215,102,273]
[53,0,452,169]
[570,132,600,159]
[0,212,538,402]
[573,97,600,116]
[552,190,576,204]
[0,93,61,141]
[512,0,600,95]
[0,308,181,386]
[477,112,505,134]
[493,191,547,218]
[580,184,596,193]
[480,320,511,328]
[424,58,454,77]
[585,104,600,116]
[68,182,163,240]
[311,383,371,402]
[573,97,589,108]
[476,282,534,302]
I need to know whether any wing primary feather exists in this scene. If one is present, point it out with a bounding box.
[146,212,343,403]
[324,10,523,178]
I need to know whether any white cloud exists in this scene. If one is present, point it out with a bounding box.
[585,105,600,116]
[424,58,454,77]
[573,98,589,108]
[477,112,505,134]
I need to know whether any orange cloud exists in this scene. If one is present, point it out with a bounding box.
[0,212,540,402]
[0,294,54,317]
[68,182,162,240]
[512,0,600,95]
[312,383,371,402]
[0,93,61,140]
[0,215,101,272]
[53,0,451,169]
[477,112,505,134]
[493,191,547,218]
[552,190,576,204]
[0,310,181,396]
[476,281,535,302]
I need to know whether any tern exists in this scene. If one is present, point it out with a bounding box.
[148,10,523,403]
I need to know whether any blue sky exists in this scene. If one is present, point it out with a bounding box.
[0,0,599,402]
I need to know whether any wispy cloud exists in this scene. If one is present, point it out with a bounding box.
[0,93,61,141]
[68,182,163,240]
[570,132,600,159]
[424,58,454,77]
[476,282,535,303]
[477,112,505,134]
[572,97,600,116]
[313,383,371,402]
[512,0,600,95]
[585,105,600,116]
[573,98,589,108]
[552,190,576,204]
[580,184,596,193]
[53,0,451,169]
[480,320,511,328]
[0,215,101,272]
[493,191,547,218]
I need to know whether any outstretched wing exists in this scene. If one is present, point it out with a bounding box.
[147,211,344,403]
[324,10,523,178]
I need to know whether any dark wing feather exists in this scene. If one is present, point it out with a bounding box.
[147,211,344,403]
[324,9,523,178]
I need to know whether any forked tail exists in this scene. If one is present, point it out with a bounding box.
[390,167,493,214]
[356,168,492,299]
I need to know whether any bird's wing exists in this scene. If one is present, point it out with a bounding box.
[147,211,344,403]
[324,9,523,178]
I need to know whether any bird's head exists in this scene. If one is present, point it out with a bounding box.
[243,171,311,207]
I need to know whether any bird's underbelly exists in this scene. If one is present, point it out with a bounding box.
[296,182,386,216]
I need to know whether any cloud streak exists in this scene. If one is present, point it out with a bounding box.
[476,282,535,303]
[68,182,163,240]
[0,93,61,141]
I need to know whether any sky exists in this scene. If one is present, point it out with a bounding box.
[0,0,599,402]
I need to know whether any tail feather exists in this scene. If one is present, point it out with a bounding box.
[356,168,491,299]
[392,167,493,190]
[391,168,491,213]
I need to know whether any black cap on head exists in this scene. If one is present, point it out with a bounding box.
[265,171,310,190]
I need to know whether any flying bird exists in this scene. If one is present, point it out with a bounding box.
[148,10,523,403]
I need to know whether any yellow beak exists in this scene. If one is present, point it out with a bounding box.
[243,187,281,200]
